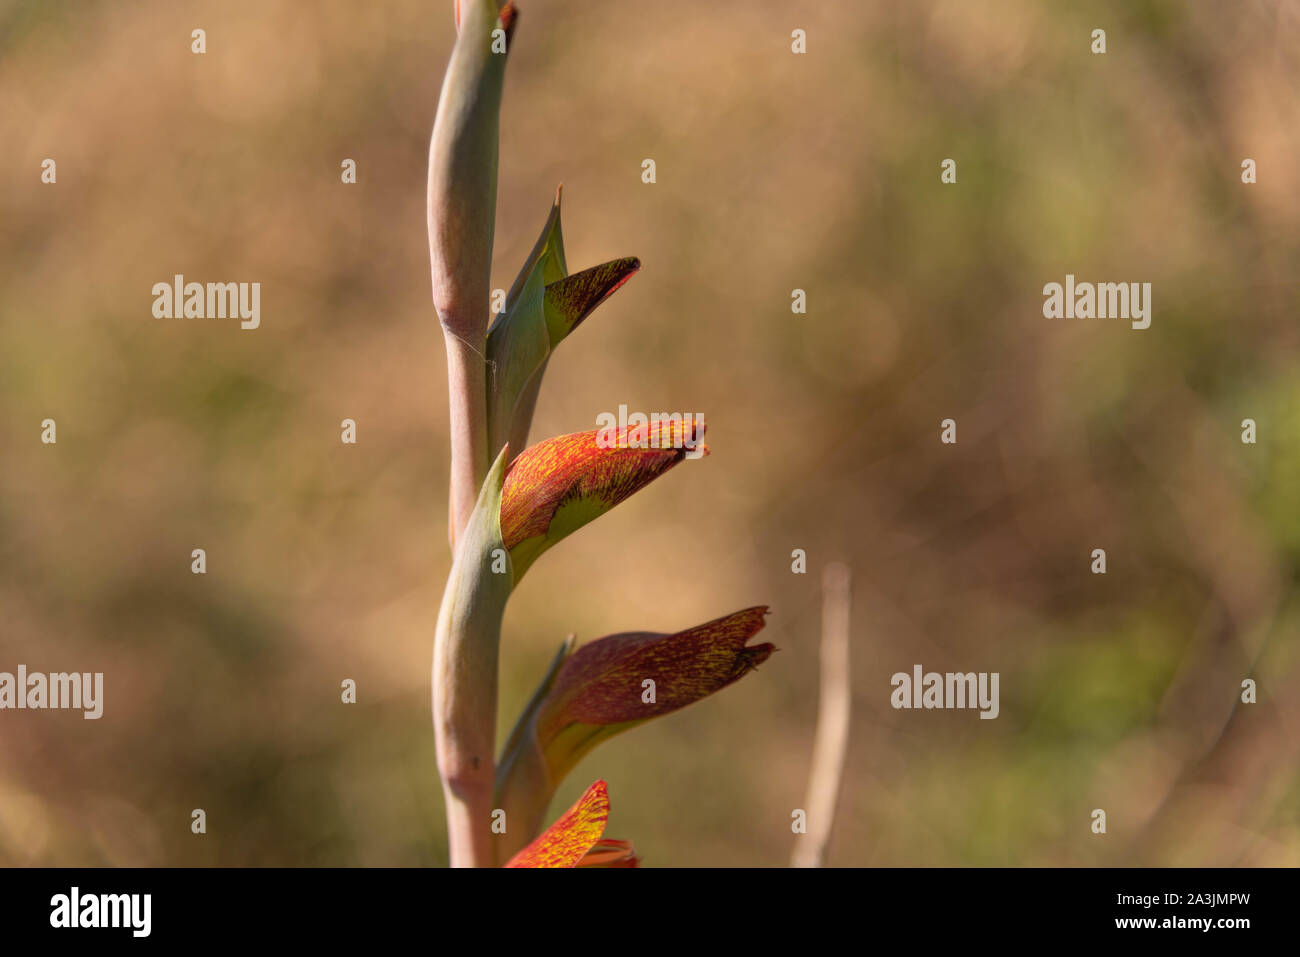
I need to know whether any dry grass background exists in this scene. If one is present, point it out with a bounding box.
[1,0,1298,865]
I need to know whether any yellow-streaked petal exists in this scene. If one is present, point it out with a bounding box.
[504,780,610,868]
[500,419,706,580]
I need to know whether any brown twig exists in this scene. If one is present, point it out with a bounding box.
[792,562,852,867]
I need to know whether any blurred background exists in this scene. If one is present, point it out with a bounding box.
[1,0,1298,866]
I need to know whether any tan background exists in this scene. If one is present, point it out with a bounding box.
[1,0,1298,865]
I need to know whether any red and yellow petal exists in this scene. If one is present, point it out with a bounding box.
[536,606,773,779]
[494,607,775,855]
[499,419,706,579]
[504,780,624,868]
[541,606,773,731]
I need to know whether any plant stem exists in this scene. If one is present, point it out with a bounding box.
[427,0,513,868]
[431,449,512,867]
[441,331,489,545]
[432,528,499,867]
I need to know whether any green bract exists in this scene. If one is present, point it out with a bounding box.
[486,191,640,460]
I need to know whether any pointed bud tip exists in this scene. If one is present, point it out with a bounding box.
[500,2,518,42]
